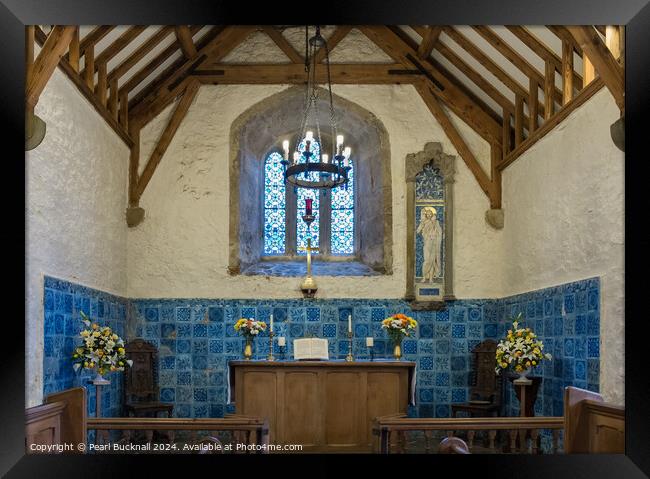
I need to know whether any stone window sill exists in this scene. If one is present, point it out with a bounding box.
[240,260,381,277]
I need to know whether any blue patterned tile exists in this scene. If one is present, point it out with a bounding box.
[322,323,337,338]
[435,310,449,322]
[420,324,434,338]
[451,388,467,403]
[451,324,466,338]
[587,289,599,311]
[435,405,450,418]
[419,357,433,370]
[587,337,599,358]
[483,323,497,338]
[371,308,386,322]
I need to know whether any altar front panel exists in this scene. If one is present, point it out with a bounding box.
[230,361,415,452]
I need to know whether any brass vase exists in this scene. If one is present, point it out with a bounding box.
[243,338,253,360]
[393,342,402,361]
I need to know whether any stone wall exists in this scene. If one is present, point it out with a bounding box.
[26,69,129,407]
[501,89,624,405]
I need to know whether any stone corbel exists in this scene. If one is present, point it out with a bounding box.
[485,208,504,230]
[126,206,145,228]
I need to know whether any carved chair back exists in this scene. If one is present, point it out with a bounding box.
[469,339,501,405]
[124,339,160,404]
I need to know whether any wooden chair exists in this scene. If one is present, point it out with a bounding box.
[123,339,174,420]
[451,339,502,418]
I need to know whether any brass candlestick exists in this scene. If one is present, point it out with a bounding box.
[299,214,319,298]
[346,331,354,362]
[267,331,275,361]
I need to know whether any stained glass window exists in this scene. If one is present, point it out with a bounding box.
[296,138,320,255]
[262,137,355,257]
[331,159,354,254]
[263,151,286,255]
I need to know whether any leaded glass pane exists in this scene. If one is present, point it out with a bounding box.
[296,139,320,255]
[331,159,354,255]
[263,152,286,255]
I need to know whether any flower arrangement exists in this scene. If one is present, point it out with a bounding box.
[495,314,551,375]
[381,313,418,343]
[233,318,267,337]
[72,311,132,377]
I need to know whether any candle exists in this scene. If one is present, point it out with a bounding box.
[348,314,352,333]
[305,198,313,216]
[366,337,374,347]
[322,153,329,163]
[293,151,300,163]
[277,337,286,347]
[270,313,273,332]
[282,140,289,160]
[305,131,314,142]
[336,134,344,146]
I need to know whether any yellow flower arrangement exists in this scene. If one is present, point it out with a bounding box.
[381,313,418,344]
[72,311,132,376]
[495,313,551,375]
[234,318,267,338]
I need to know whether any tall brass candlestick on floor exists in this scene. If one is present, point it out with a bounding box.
[299,213,319,298]
[267,331,275,361]
[346,331,354,362]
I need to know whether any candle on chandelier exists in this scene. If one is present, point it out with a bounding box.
[293,151,300,164]
[282,140,289,160]
[305,131,313,152]
[336,134,344,155]
[343,147,351,167]
[348,314,352,333]
[322,154,329,163]
[305,198,313,216]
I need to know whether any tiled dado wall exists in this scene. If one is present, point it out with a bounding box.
[43,276,600,421]
[42,276,127,418]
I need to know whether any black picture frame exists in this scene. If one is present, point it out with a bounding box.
[2,0,649,477]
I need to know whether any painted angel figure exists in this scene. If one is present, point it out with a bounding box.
[417,206,443,282]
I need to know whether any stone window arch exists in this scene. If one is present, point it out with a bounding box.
[228,86,392,276]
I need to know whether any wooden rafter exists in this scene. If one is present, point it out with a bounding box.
[314,26,352,63]
[129,26,255,128]
[175,26,197,59]
[262,26,303,63]
[546,26,582,55]
[194,63,422,84]
[472,26,563,104]
[506,26,583,89]
[566,26,624,111]
[78,26,114,54]
[135,80,200,202]
[360,25,501,144]
[442,26,545,118]
[81,26,147,78]
[417,26,442,59]
[26,26,76,109]
[33,26,133,146]
[108,26,174,82]
[119,25,203,98]
[415,81,498,207]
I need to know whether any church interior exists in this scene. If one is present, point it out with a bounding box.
[25,24,626,454]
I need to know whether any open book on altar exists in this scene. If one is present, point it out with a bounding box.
[293,338,329,360]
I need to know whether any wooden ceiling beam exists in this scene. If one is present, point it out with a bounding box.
[472,26,563,104]
[314,26,352,63]
[506,26,583,89]
[417,26,442,59]
[415,80,498,206]
[360,25,501,144]
[119,25,203,98]
[262,26,303,63]
[546,26,582,55]
[129,26,255,128]
[442,26,545,118]
[566,26,624,111]
[175,26,198,59]
[135,80,200,202]
[193,63,423,84]
[26,26,76,109]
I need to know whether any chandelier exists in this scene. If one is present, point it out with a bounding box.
[280,25,352,190]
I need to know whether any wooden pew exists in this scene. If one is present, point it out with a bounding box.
[564,386,624,453]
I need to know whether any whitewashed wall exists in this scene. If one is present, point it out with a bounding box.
[26,69,129,406]
[128,83,503,299]
[501,89,624,404]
